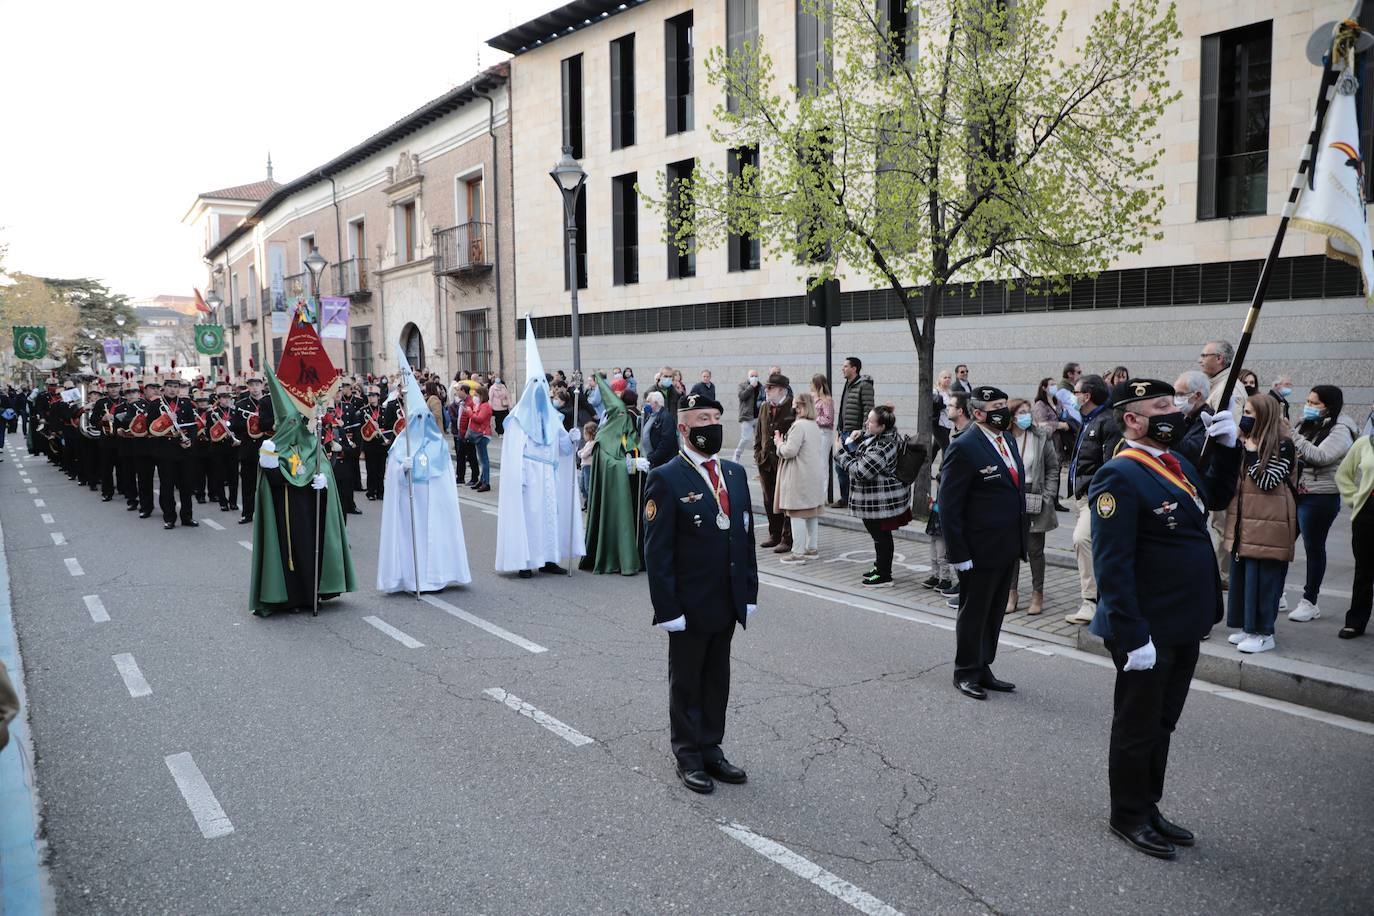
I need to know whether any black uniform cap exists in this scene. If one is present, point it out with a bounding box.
[679,392,724,414]
[1112,378,1174,407]
[975,386,1008,402]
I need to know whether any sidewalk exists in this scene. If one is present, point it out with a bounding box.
[480,444,1373,722]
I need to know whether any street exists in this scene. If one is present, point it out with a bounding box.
[4,442,1373,915]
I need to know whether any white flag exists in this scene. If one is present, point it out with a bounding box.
[1292,63,1374,304]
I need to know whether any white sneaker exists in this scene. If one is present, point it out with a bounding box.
[779,554,807,565]
[1287,599,1320,622]
[1227,632,1246,646]
[1064,601,1096,624]
[1237,634,1276,654]
[1278,594,1288,611]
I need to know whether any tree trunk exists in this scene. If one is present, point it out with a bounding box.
[909,282,941,514]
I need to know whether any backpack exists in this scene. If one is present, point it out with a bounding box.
[892,435,928,485]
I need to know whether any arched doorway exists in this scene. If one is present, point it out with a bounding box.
[400,323,424,370]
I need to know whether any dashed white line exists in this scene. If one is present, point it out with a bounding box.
[420,594,547,654]
[164,752,235,839]
[83,595,110,623]
[33,498,44,507]
[50,532,66,546]
[40,514,52,524]
[64,558,84,576]
[112,653,152,697]
[26,487,37,494]
[201,518,225,531]
[482,687,593,746]
[363,615,424,648]
[238,540,252,552]
[721,823,904,916]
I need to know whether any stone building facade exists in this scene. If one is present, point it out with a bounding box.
[491,0,1373,422]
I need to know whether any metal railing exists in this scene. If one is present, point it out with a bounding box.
[281,272,309,297]
[334,257,371,299]
[433,221,493,277]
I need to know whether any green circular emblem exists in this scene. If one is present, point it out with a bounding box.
[16,331,42,359]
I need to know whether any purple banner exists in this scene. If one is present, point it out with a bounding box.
[320,296,350,340]
[102,337,124,364]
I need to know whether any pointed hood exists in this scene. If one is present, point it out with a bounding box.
[263,365,320,487]
[387,343,448,481]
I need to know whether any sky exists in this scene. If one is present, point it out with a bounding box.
[0,0,558,300]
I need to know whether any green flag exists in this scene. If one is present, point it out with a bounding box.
[12,326,46,360]
[194,324,225,356]
[579,373,643,575]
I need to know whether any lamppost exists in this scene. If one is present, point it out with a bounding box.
[304,247,328,331]
[549,146,587,389]
[204,289,224,379]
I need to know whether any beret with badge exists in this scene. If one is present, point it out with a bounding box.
[1111,378,1174,407]
[975,386,1008,402]
[679,392,724,414]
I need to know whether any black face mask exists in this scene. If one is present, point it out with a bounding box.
[1238,415,1255,435]
[1145,411,1186,444]
[983,406,1011,431]
[1243,384,1258,397]
[688,423,724,455]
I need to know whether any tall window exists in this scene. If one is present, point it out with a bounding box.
[611,34,636,150]
[232,345,241,376]
[665,12,694,135]
[726,0,759,114]
[612,172,640,285]
[271,336,283,369]
[796,0,833,96]
[562,54,585,158]
[247,266,257,317]
[563,190,589,291]
[877,0,917,72]
[666,158,696,279]
[457,310,491,374]
[1198,21,1272,220]
[397,201,417,262]
[351,325,373,376]
[250,342,259,373]
[727,146,760,271]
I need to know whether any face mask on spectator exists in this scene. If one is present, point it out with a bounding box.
[1279,386,1293,397]
[1015,413,1033,430]
[1302,405,1323,421]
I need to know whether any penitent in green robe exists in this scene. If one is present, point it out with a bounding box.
[249,367,357,616]
[579,375,643,575]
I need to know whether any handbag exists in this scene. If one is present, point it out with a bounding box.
[1024,493,1044,516]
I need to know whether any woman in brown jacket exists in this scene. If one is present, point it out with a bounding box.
[1224,395,1297,654]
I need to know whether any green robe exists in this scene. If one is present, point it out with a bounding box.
[579,375,643,575]
[249,367,357,615]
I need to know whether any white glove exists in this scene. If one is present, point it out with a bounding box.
[635,457,650,472]
[311,473,327,490]
[1201,409,1238,448]
[657,615,687,632]
[952,560,973,572]
[400,456,413,472]
[746,603,757,619]
[1122,638,1157,672]
[625,455,636,474]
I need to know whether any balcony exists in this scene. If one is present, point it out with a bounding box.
[226,303,237,328]
[434,221,493,278]
[334,257,372,301]
[281,272,309,298]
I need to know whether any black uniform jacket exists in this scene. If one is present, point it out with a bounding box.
[940,425,1030,568]
[1088,442,1241,652]
[644,452,759,634]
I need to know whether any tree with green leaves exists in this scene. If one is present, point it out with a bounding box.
[646,0,1179,499]
[38,278,138,373]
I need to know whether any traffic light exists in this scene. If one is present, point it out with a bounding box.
[804,278,841,328]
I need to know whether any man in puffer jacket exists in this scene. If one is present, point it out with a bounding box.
[832,357,875,508]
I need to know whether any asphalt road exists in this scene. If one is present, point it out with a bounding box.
[4,443,1373,915]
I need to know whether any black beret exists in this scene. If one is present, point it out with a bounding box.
[975,386,1008,402]
[680,392,724,413]
[1112,378,1174,407]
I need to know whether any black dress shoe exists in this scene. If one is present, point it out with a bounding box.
[517,569,533,579]
[126,504,139,511]
[229,503,239,511]
[195,495,206,504]
[540,562,567,574]
[163,522,175,530]
[238,517,252,525]
[921,575,940,589]
[182,520,199,528]
[677,766,715,794]
[1149,812,1194,847]
[982,676,1016,692]
[705,759,747,784]
[139,511,152,519]
[220,503,231,511]
[101,495,113,502]
[955,680,987,700]
[346,508,363,515]
[1109,821,1177,859]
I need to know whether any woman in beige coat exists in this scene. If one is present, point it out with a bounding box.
[775,392,828,564]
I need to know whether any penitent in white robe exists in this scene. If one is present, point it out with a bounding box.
[494,419,584,572]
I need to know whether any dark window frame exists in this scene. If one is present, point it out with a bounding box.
[666,158,697,279]
[1198,21,1272,220]
[796,0,833,97]
[726,0,759,114]
[561,53,585,159]
[727,146,761,272]
[612,172,640,285]
[562,190,589,291]
[610,34,636,150]
[665,12,694,135]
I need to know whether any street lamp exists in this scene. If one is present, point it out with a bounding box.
[114,314,126,327]
[205,290,223,311]
[549,146,587,386]
[304,247,328,305]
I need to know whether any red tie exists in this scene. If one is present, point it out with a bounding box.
[1160,451,1184,479]
[995,435,1020,487]
[704,459,731,516]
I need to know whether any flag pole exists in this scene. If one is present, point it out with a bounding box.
[401,368,421,599]
[1201,17,1358,467]
[312,397,323,617]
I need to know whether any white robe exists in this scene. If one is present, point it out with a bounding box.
[494,422,584,572]
[376,447,471,593]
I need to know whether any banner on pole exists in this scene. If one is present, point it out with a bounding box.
[275,306,341,412]
[123,338,141,365]
[194,325,225,356]
[320,297,350,340]
[13,326,47,360]
[102,338,124,364]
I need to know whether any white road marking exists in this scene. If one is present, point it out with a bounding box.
[201,518,224,531]
[83,595,110,623]
[363,615,424,648]
[50,532,65,546]
[112,653,152,697]
[420,594,547,654]
[720,823,904,916]
[26,487,37,494]
[482,687,593,746]
[64,558,84,576]
[40,514,53,525]
[164,752,235,839]
[238,540,252,551]
[763,575,1374,737]
[33,498,44,507]
[1284,583,1353,599]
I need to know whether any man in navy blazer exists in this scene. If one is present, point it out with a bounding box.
[644,394,759,794]
[1087,378,1241,860]
[939,385,1029,700]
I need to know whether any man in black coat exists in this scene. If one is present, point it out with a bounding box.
[644,394,759,794]
[939,385,1029,700]
[1088,378,1240,860]
[233,375,274,525]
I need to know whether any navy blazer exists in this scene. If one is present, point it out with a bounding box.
[940,426,1030,567]
[644,453,759,633]
[1088,443,1242,651]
